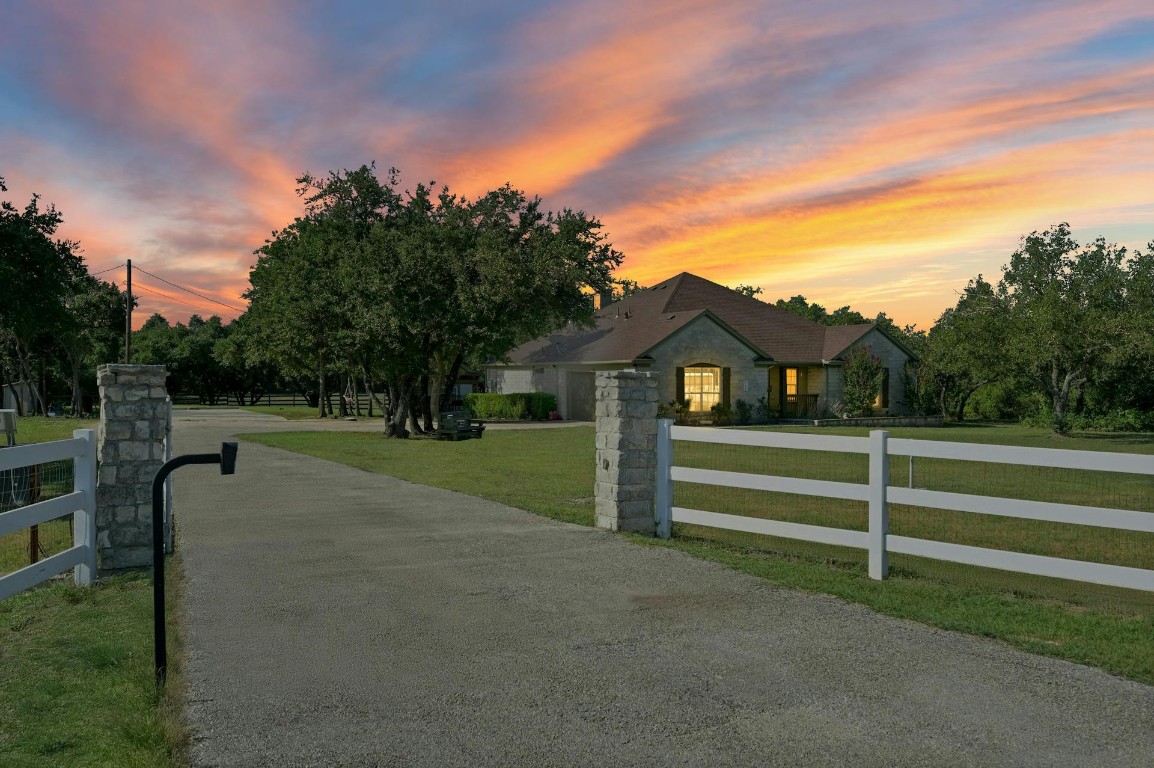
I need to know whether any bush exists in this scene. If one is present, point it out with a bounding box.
[754,396,773,424]
[464,392,557,421]
[733,399,753,425]
[710,402,733,426]
[657,398,695,425]
[1024,408,1154,433]
[841,346,885,417]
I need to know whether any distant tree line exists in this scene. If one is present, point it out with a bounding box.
[763,224,1154,434]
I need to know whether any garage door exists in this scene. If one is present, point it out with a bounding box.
[566,372,595,421]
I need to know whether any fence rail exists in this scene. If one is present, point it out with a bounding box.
[656,422,1154,593]
[0,430,97,599]
[170,392,383,408]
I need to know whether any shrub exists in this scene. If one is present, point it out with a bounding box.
[464,392,557,420]
[711,402,733,426]
[754,396,773,424]
[841,346,885,418]
[1024,408,1154,433]
[733,399,752,425]
[657,398,696,425]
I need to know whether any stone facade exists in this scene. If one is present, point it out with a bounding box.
[825,328,912,415]
[95,364,170,570]
[594,371,658,534]
[645,314,768,410]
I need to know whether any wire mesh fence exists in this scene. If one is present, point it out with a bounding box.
[0,458,75,575]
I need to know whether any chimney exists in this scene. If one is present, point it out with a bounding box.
[598,289,614,310]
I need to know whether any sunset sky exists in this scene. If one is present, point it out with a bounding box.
[1,1,1151,330]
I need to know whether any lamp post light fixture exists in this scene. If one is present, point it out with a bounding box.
[151,442,237,686]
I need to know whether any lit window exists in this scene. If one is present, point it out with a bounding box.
[873,369,890,409]
[684,366,721,412]
[785,368,798,402]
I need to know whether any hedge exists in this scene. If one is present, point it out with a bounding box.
[464,392,557,421]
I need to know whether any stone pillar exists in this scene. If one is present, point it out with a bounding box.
[594,370,658,534]
[95,364,169,570]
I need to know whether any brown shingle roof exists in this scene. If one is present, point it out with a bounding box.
[499,272,878,365]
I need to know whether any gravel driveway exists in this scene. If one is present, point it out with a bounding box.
[173,410,1154,767]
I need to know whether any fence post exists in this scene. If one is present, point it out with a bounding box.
[164,398,173,554]
[868,429,889,580]
[594,371,659,534]
[655,418,673,539]
[73,428,97,586]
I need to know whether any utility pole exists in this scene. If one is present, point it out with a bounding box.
[125,259,133,363]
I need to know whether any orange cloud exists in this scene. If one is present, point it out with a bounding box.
[615,128,1153,326]
[4,0,1151,333]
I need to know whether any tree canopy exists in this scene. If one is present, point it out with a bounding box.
[243,165,623,435]
[910,224,1153,432]
[0,176,124,414]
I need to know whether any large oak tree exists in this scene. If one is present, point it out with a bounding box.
[245,165,622,436]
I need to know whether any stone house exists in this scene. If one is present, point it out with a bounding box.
[485,273,915,421]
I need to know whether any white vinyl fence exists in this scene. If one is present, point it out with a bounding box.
[655,421,1154,592]
[0,429,97,599]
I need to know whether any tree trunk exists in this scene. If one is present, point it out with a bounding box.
[439,350,466,410]
[408,381,427,435]
[953,394,968,423]
[317,353,329,418]
[419,373,434,432]
[1051,366,1081,435]
[384,377,411,438]
[70,360,82,416]
[369,386,387,416]
[39,357,48,417]
[14,338,43,415]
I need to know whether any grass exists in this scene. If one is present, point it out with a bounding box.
[0,416,187,767]
[7,416,98,445]
[0,571,189,768]
[245,421,1154,685]
[241,405,361,421]
[242,427,594,525]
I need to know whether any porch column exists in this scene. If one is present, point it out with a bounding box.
[594,370,658,534]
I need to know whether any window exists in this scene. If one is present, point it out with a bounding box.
[873,368,891,410]
[785,367,798,403]
[684,366,721,412]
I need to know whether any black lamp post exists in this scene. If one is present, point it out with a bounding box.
[152,442,237,686]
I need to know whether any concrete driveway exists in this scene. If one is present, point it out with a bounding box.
[174,410,1154,767]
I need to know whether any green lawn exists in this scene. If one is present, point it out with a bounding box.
[241,405,361,421]
[242,427,594,525]
[245,422,1154,685]
[0,574,187,768]
[0,417,186,767]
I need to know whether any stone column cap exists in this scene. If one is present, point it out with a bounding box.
[97,364,169,375]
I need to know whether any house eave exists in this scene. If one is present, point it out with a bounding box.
[484,359,637,368]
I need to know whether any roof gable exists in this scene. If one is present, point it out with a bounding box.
[496,272,910,367]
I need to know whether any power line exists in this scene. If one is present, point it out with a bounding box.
[89,263,125,276]
[131,282,231,315]
[132,265,246,313]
